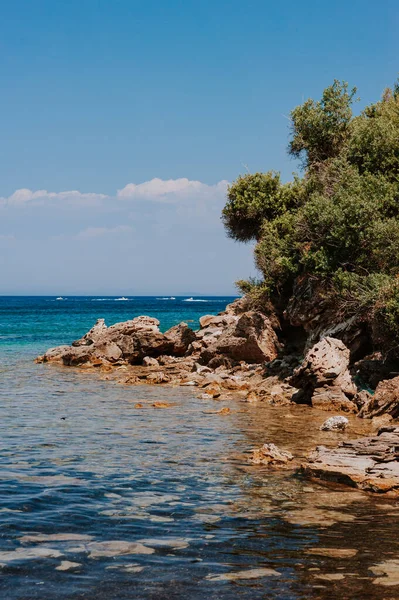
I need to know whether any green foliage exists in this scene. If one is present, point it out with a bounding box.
[222,79,399,353]
[348,85,399,178]
[289,80,357,167]
[222,171,305,242]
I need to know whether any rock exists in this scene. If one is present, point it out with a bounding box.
[94,341,123,363]
[354,389,372,410]
[311,387,357,412]
[250,443,293,467]
[72,318,107,346]
[352,353,397,390]
[207,355,235,370]
[320,416,349,431]
[290,337,357,410]
[37,316,174,367]
[142,356,159,367]
[222,296,251,315]
[201,385,221,398]
[36,345,71,363]
[302,426,399,494]
[200,311,279,365]
[164,323,196,356]
[146,372,170,384]
[359,376,399,419]
[199,314,237,329]
[192,363,212,374]
[61,346,96,366]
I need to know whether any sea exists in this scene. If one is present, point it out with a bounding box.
[0,296,398,599]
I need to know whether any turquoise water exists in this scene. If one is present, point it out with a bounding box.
[1,296,399,599]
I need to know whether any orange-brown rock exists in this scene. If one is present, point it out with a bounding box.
[359,376,399,419]
[250,443,293,467]
[303,426,399,494]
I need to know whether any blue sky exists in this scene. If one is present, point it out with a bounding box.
[0,0,398,294]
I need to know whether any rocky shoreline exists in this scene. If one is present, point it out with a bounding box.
[36,297,399,495]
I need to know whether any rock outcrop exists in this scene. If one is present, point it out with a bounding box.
[303,426,399,494]
[164,323,196,356]
[37,316,177,366]
[359,376,399,419]
[199,311,280,365]
[290,337,357,412]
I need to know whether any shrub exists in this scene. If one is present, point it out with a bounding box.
[223,79,399,354]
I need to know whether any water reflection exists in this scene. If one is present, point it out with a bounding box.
[0,358,398,598]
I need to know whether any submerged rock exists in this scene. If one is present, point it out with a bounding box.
[250,443,293,467]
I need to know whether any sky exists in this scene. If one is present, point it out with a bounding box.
[0,0,398,295]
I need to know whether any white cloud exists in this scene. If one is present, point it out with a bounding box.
[0,178,229,209]
[117,178,228,202]
[1,188,108,207]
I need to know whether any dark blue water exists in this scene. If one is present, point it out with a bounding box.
[0,296,397,599]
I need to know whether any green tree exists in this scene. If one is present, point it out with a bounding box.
[223,80,399,355]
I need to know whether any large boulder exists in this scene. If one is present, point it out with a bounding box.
[290,337,357,411]
[359,376,399,419]
[37,316,174,366]
[199,311,279,365]
[164,323,196,356]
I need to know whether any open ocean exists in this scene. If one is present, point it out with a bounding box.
[0,296,398,599]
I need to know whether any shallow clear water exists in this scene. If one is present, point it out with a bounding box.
[1,296,399,599]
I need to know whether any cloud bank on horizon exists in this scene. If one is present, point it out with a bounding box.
[0,178,254,295]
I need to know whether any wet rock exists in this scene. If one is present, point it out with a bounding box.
[206,567,281,581]
[0,547,64,563]
[320,416,349,431]
[81,541,154,558]
[250,443,293,467]
[56,561,81,571]
[303,426,399,494]
[36,345,76,363]
[290,337,357,411]
[359,376,399,419]
[370,559,399,586]
[305,548,358,558]
[311,388,357,413]
[146,372,170,384]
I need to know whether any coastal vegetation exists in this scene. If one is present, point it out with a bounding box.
[222,80,399,356]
